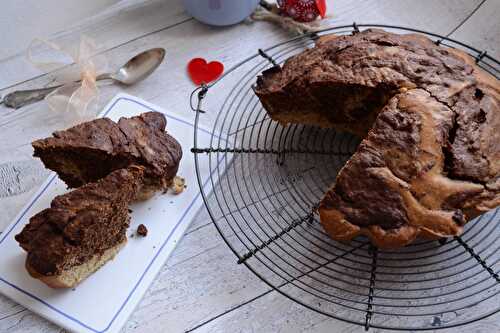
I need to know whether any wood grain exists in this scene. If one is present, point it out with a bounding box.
[0,0,190,90]
[0,160,48,198]
[450,0,500,59]
[1,0,499,332]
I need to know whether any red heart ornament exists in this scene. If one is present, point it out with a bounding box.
[187,58,224,85]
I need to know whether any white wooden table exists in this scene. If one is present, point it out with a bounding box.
[1,1,499,332]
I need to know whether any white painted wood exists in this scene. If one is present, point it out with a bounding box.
[0,0,190,90]
[0,0,119,60]
[449,0,500,59]
[0,0,498,332]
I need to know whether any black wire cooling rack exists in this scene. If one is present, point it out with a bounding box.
[191,24,500,331]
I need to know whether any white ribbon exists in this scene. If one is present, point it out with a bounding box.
[27,36,108,126]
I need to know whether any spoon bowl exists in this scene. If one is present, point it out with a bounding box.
[112,48,166,85]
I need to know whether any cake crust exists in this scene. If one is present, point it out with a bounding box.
[254,29,499,248]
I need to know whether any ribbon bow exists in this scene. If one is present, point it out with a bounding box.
[28,36,107,126]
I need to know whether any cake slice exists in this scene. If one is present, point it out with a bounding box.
[32,112,182,200]
[15,166,144,288]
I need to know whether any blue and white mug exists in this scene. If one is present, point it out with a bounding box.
[183,0,260,26]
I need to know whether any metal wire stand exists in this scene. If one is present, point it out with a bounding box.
[191,24,500,331]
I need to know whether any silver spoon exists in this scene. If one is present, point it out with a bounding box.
[2,48,165,109]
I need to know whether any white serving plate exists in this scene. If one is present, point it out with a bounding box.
[0,93,226,333]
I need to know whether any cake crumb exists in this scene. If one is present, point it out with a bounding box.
[170,176,186,194]
[137,224,148,237]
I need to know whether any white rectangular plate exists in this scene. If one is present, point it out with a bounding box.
[0,93,226,333]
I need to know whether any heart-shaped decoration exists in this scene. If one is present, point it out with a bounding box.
[187,58,224,85]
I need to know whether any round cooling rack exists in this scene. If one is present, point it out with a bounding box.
[191,24,500,331]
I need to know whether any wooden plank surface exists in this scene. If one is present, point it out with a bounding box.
[1,0,499,332]
[450,0,500,59]
[0,0,190,90]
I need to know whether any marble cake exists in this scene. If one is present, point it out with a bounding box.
[32,112,182,201]
[254,29,499,248]
[15,167,144,288]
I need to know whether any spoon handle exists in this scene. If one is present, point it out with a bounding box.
[2,85,64,109]
[2,74,115,109]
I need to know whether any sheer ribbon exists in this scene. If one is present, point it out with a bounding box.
[27,36,107,125]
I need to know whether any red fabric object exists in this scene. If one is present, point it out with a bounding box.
[316,0,327,17]
[277,0,326,22]
[187,58,224,85]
